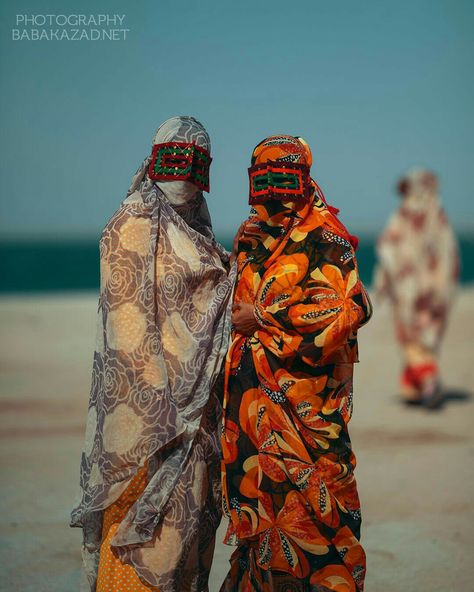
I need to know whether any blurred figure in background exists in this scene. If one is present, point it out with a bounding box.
[374,169,459,407]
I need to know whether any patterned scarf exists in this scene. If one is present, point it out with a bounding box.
[71,117,235,591]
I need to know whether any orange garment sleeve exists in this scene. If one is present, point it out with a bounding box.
[254,240,371,365]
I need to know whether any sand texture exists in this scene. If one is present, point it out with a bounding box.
[0,289,473,592]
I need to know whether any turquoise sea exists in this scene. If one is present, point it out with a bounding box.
[1,235,473,293]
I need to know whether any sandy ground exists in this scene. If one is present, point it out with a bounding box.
[0,289,473,592]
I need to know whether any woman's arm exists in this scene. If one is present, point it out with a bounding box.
[253,234,371,365]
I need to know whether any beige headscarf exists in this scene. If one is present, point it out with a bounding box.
[71,116,235,591]
[374,169,459,348]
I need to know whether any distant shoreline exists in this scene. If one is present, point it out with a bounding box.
[1,235,473,293]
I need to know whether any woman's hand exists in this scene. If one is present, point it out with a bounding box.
[232,302,259,336]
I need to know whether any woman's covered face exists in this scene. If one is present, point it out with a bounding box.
[149,116,212,205]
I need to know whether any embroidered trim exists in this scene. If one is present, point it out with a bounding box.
[148,142,212,192]
[248,160,311,204]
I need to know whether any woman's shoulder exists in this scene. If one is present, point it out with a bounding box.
[100,196,156,245]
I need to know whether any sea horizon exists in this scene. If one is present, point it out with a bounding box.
[1,234,473,293]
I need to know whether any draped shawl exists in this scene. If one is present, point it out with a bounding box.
[221,183,372,591]
[71,130,235,590]
[374,169,459,348]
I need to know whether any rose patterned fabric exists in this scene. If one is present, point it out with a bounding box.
[221,170,372,591]
[373,169,459,400]
[71,117,235,592]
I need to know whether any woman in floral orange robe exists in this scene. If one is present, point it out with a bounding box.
[221,136,372,592]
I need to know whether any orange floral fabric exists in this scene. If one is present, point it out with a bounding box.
[250,135,313,167]
[221,190,372,591]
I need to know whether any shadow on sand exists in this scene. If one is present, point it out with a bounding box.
[398,388,472,411]
[442,388,472,404]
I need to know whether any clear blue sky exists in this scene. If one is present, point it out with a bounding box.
[1,0,473,239]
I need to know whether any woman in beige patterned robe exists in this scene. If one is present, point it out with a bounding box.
[71,116,236,591]
[374,169,459,407]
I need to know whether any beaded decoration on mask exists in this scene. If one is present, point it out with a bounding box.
[248,160,311,204]
[148,142,212,192]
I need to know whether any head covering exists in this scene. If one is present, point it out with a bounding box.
[243,134,358,253]
[152,115,211,150]
[251,134,312,166]
[126,115,211,207]
[248,135,312,205]
[397,168,437,198]
[374,168,459,348]
[71,116,235,591]
[150,116,212,204]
